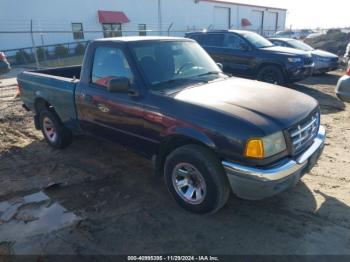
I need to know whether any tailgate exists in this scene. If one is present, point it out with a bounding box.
[18,71,78,128]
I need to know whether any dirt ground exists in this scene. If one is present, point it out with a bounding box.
[0,71,349,255]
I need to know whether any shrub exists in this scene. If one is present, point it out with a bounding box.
[75,43,86,56]
[36,47,47,61]
[15,49,33,65]
[54,45,69,58]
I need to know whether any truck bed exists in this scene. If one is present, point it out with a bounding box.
[18,65,81,130]
[33,66,81,80]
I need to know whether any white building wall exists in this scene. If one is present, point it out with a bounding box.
[0,0,160,50]
[0,0,286,51]
[158,0,286,34]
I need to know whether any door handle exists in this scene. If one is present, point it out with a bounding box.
[128,89,140,97]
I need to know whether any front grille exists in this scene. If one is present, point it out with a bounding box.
[304,57,314,66]
[289,111,320,154]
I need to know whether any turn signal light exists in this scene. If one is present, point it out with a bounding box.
[15,82,21,97]
[245,139,264,159]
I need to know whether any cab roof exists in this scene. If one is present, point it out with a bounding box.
[94,36,192,43]
[269,38,294,41]
[187,29,258,34]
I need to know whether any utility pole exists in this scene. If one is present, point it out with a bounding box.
[30,19,40,68]
[158,0,162,35]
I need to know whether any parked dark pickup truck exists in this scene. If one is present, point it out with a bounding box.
[186,30,314,85]
[18,37,325,214]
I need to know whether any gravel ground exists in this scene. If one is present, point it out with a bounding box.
[0,71,349,255]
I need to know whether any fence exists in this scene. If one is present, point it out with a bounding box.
[0,27,279,121]
[0,27,279,69]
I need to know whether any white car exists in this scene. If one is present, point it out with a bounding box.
[275,30,314,40]
[270,38,339,74]
[336,65,350,103]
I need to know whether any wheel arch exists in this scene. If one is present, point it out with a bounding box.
[256,62,287,78]
[33,97,61,130]
[34,97,52,114]
[154,129,218,177]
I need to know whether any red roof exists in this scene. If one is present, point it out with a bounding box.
[241,18,252,27]
[98,10,130,24]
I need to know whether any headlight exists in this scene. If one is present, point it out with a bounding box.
[288,57,302,63]
[245,131,287,159]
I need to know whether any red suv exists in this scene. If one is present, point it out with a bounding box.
[0,52,11,75]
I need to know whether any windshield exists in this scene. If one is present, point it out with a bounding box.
[239,31,273,48]
[130,41,223,91]
[288,39,314,51]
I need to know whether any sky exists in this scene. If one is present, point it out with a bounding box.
[232,0,349,29]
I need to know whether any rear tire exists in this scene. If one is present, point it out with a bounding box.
[164,144,230,214]
[257,65,285,85]
[39,110,72,149]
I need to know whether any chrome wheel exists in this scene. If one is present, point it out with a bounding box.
[172,163,207,205]
[42,117,57,143]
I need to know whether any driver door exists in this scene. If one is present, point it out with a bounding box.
[76,45,146,151]
[219,33,256,77]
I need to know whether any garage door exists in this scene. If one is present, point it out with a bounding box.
[251,10,264,34]
[213,7,230,29]
[264,11,278,36]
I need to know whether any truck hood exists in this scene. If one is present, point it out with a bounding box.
[174,77,318,134]
[260,45,309,57]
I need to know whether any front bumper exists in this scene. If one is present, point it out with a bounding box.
[222,125,326,200]
[287,65,314,81]
[314,61,339,73]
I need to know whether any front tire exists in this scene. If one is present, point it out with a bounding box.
[257,65,285,85]
[164,145,230,214]
[39,110,72,149]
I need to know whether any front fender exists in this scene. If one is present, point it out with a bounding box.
[255,60,286,73]
[164,126,217,150]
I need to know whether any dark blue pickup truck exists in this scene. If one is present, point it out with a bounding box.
[18,37,325,214]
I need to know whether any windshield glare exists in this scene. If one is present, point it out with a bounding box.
[288,39,314,51]
[131,41,221,90]
[240,31,273,48]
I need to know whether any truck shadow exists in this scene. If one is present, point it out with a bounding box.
[301,73,341,86]
[289,82,345,115]
[1,137,350,255]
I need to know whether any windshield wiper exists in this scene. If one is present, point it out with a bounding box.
[260,45,275,48]
[195,71,221,78]
[153,78,206,92]
[154,78,196,87]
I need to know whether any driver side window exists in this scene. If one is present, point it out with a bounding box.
[92,47,133,88]
[273,41,286,47]
[223,34,247,50]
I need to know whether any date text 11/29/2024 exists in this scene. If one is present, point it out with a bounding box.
[127,256,219,261]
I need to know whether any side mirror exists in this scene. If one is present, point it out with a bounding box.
[216,63,223,71]
[107,77,130,93]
